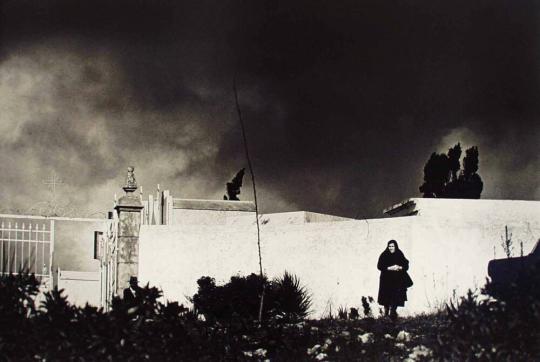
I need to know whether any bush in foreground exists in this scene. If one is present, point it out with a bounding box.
[191,271,312,325]
[1,268,540,360]
[436,260,540,360]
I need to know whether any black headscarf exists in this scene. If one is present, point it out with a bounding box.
[379,240,406,264]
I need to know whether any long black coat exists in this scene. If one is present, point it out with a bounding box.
[377,249,410,307]
[123,286,140,305]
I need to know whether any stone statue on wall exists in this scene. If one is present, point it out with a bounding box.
[125,166,137,189]
[224,168,245,201]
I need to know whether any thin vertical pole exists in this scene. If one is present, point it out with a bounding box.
[233,78,265,322]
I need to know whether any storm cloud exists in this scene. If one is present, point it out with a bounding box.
[0,0,538,218]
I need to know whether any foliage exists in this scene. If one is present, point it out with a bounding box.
[0,273,206,361]
[0,271,40,358]
[0,269,444,361]
[0,271,40,318]
[361,296,374,318]
[192,271,312,325]
[191,273,266,324]
[458,146,483,198]
[337,306,360,320]
[270,271,312,322]
[436,260,540,360]
[447,142,462,182]
[337,305,348,319]
[349,307,360,320]
[500,225,513,258]
[484,258,540,309]
[419,152,450,197]
[2,269,538,360]
[419,142,483,199]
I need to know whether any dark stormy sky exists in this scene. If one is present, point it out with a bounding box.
[0,0,539,219]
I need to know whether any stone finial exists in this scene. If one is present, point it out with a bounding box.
[123,166,138,193]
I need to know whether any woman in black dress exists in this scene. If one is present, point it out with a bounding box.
[377,240,412,320]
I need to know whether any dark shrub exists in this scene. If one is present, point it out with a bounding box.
[192,273,267,324]
[192,271,311,324]
[361,296,373,318]
[0,273,219,361]
[337,306,348,320]
[436,261,540,360]
[269,271,312,322]
[349,307,359,320]
[0,272,40,359]
[484,259,540,308]
[0,271,40,318]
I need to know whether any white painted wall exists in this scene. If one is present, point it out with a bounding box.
[138,199,540,317]
[58,270,101,307]
[172,209,253,225]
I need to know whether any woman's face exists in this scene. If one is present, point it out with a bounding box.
[388,243,396,253]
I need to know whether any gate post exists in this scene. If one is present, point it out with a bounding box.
[114,166,144,296]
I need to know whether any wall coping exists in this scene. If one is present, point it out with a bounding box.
[383,199,416,216]
[58,270,100,281]
[0,213,106,222]
[173,198,255,212]
[383,197,540,216]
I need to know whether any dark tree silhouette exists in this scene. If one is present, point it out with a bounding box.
[224,168,245,201]
[419,143,483,199]
[463,146,479,176]
[458,146,483,199]
[444,143,462,198]
[419,152,450,198]
[447,143,462,182]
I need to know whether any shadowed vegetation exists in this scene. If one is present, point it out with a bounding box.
[420,143,484,199]
[1,268,539,360]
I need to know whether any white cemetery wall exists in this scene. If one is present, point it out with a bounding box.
[410,198,540,223]
[138,199,540,317]
[172,209,253,225]
[58,270,101,307]
[138,216,413,316]
[169,199,255,226]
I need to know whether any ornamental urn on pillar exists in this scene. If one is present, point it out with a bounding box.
[114,166,144,296]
